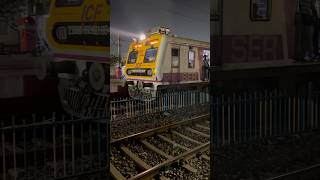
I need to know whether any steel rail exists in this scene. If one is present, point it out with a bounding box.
[266,163,320,180]
[130,143,210,180]
[111,113,210,143]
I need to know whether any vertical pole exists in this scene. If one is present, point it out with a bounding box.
[228,96,231,144]
[293,96,296,133]
[23,119,27,175]
[2,122,6,180]
[221,95,225,145]
[62,116,66,176]
[233,94,236,142]
[269,91,273,136]
[259,92,262,138]
[12,116,16,180]
[71,117,75,175]
[264,91,268,137]
[117,32,121,69]
[53,113,57,178]
[32,114,37,168]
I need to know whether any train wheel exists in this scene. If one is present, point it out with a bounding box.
[88,63,106,91]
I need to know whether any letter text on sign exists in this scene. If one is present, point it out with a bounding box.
[82,4,103,22]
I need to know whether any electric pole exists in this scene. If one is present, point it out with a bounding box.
[117,32,121,67]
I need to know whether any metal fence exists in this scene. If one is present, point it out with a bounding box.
[111,90,210,120]
[212,90,320,147]
[0,114,108,180]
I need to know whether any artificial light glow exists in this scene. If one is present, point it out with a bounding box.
[150,40,159,45]
[140,34,146,41]
[134,44,142,48]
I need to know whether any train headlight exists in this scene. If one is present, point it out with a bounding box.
[140,34,146,41]
[147,69,152,76]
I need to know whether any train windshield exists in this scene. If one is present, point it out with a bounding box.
[127,50,138,64]
[55,0,83,7]
[144,48,158,63]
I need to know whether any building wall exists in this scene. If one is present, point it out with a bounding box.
[222,0,289,62]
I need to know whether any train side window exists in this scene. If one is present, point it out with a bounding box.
[172,48,180,68]
[127,50,138,64]
[55,0,83,7]
[188,50,195,68]
[250,0,271,21]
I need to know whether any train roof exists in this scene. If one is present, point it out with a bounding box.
[167,35,209,48]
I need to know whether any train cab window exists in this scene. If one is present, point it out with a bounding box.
[250,0,271,21]
[188,50,195,68]
[172,48,180,68]
[127,50,138,64]
[55,0,83,7]
[144,48,158,63]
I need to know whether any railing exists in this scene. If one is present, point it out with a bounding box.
[212,90,320,147]
[111,90,210,121]
[0,114,108,179]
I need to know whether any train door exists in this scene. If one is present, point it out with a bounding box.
[171,47,180,83]
[199,48,210,81]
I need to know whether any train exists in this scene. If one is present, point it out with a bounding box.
[47,0,110,91]
[124,27,210,99]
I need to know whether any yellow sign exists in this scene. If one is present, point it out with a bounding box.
[47,0,110,63]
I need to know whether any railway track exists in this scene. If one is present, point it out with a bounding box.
[110,114,210,180]
[266,163,320,180]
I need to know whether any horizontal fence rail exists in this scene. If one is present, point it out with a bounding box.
[0,114,107,180]
[212,90,320,147]
[111,90,210,121]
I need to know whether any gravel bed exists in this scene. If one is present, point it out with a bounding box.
[126,141,167,167]
[205,150,210,157]
[185,152,210,179]
[146,136,186,156]
[214,131,320,179]
[197,121,210,128]
[159,166,198,180]
[175,127,209,143]
[110,146,140,179]
[191,125,210,135]
[162,131,199,149]
[111,105,209,139]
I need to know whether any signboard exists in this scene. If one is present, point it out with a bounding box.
[250,0,271,21]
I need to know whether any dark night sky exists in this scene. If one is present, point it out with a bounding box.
[110,0,210,58]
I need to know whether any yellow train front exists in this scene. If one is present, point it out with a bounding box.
[47,0,110,91]
[46,0,110,117]
[124,27,210,99]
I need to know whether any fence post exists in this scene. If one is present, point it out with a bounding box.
[52,113,57,178]
[228,96,231,144]
[23,119,27,176]
[11,116,16,180]
[316,93,319,129]
[222,95,225,145]
[297,96,300,132]
[269,91,273,137]
[62,115,66,176]
[238,93,242,143]
[259,91,262,138]
[233,93,236,143]
[2,122,6,180]
[71,116,75,175]
[244,92,247,141]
